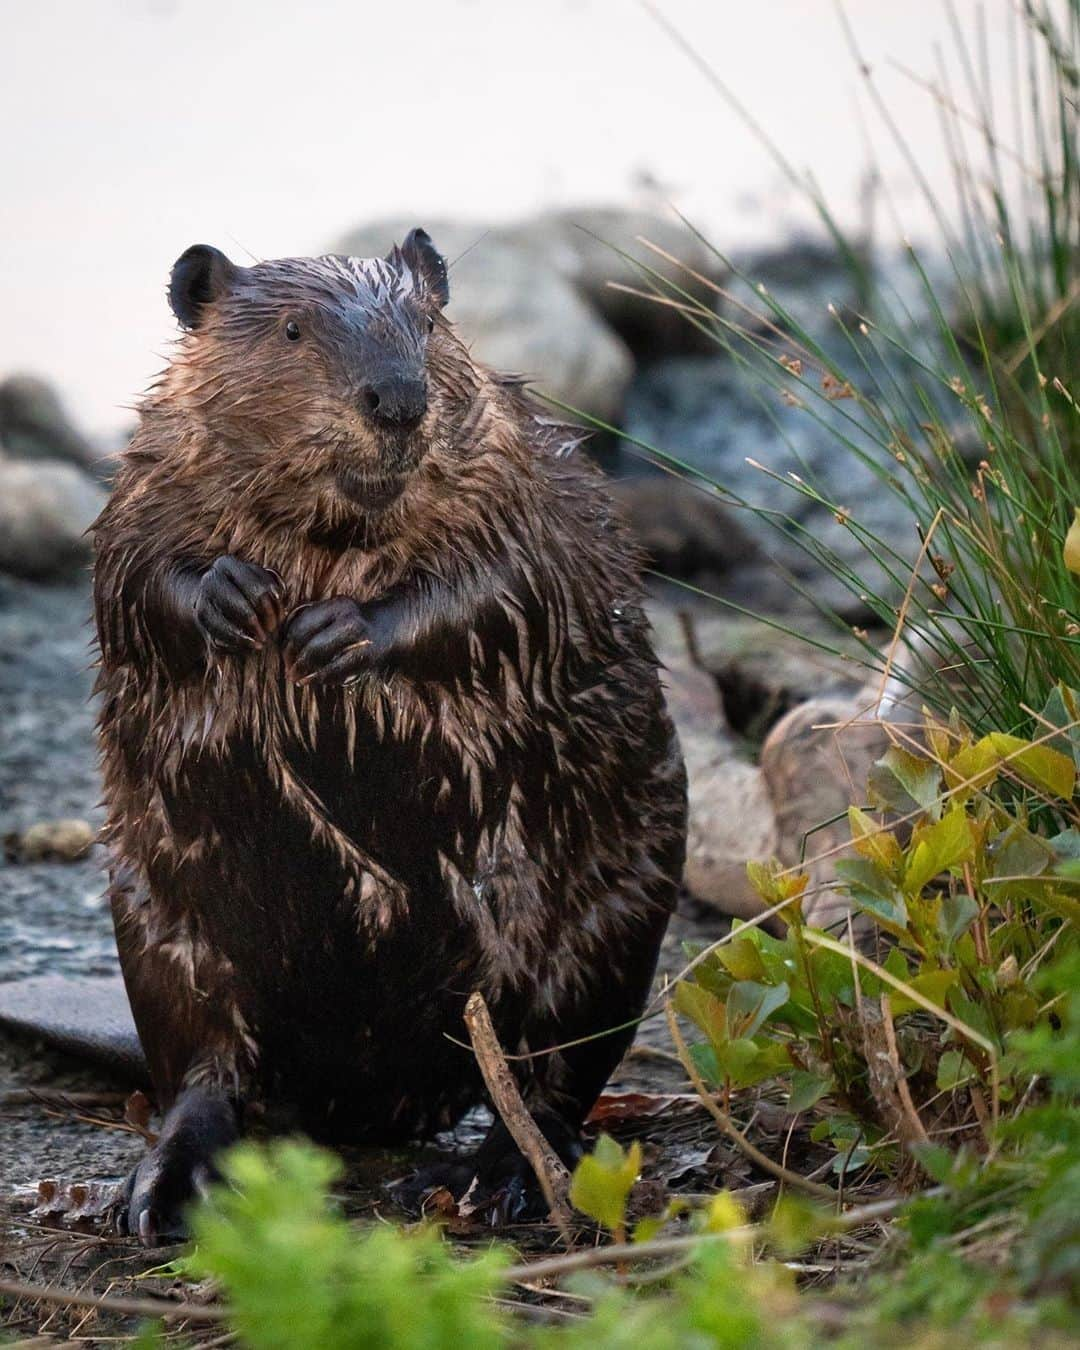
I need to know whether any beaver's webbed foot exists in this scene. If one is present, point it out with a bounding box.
[394,1114,585,1225]
[116,1085,239,1246]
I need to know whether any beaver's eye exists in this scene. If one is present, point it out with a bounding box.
[427,316,435,334]
[285,320,301,342]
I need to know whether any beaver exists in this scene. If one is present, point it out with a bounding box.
[92,229,687,1244]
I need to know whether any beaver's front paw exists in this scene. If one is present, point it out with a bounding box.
[194,556,286,654]
[282,597,394,686]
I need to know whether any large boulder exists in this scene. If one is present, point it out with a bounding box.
[0,374,113,479]
[609,477,762,583]
[333,218,633,423]
[502,207,725,357]
[660,644,780,926]
[0,458,105,579]
[760,687,891,930]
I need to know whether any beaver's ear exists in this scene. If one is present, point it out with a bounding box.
[399,228,449,310]
[168,245,238,329]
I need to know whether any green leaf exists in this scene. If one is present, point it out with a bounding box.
[689,1041,722,1086]
[725,980,790,1040]
[1037,684,1080,767]
[986,732,1076,799]
[935,1048,976,1091]
[714,1037,789,1089]
[569,1134,641,1233]
[789,1069,831,1113]
[884,945,910,980]
[836,857,910,940]
[987,823,1056,904]
[904,806,974,894]
[888,968,959,1017]
[910,1141,959,1183]
[938,893,979,950]
[872,746,943,819]
[832,1145,871,1175]
[1050,828,1080,864]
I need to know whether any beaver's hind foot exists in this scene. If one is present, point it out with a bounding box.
[116,1085,239,1246]
[394,1114,584,1226]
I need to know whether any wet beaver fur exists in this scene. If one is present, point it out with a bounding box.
[93,229,687,1244]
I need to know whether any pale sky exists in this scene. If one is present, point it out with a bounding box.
[0,0,1024,436]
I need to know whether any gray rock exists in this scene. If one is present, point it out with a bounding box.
[0,374,113,478]
[662,657,781,926]
[333,218,633,422]
[620,351,921,619]
[610,476,761,581]
[503,207,725,356]
[3,818,96,863]
[648,596,867,740]
[759,686,890,931]
[0,975,145,1082]
[0,459,105,579]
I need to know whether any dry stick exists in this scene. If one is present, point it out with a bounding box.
[663,1002,837,1203]
[0,1090,129,1109]
[462,991,575,1242]
[0,1279,228,1326]
[879,995,931,1149]
[502,1191,911,1286]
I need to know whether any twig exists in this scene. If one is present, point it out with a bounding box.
[0,1279,227,1325]
[0,1090,129,1109]
[664,1002,837,1202]
[463,991,574,1242]
[502,1192,910,1285]
[879,995,931,1149]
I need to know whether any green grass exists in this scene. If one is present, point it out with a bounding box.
[610,0,1080,741]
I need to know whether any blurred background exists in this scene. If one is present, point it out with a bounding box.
[2,0,1004,439]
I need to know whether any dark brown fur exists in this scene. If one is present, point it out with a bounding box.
[93,238,686,1241]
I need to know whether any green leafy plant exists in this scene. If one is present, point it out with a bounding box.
[185,1140,509,1350]
[675,702,1078,1177]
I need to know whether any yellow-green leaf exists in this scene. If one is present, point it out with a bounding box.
[848,806,902,872]
[946,736,1000,795]
[987,733,1076,799]
[701,1191,746,1234]
[904,806,974,894]
[1064,506,1080,574]
[888,968,958,1017]
[569,1134,641,1233]
[716,937,767,983]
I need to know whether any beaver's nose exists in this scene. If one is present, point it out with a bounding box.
[360,376,428,428]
